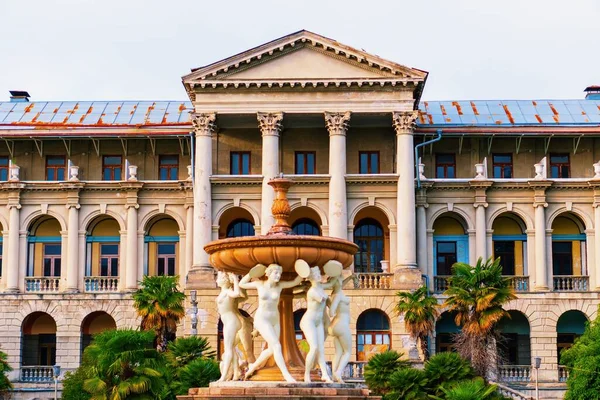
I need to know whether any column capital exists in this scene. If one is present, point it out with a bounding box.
[324,111,351,136]
[392,111,419,135]
[65,203,81,210]
[533,202,548,209]
[191,113,216,137]
[257,112,283,136]
[6,203,21,210]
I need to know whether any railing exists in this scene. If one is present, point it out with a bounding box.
[85,276,120,292]
[498,365,531,382]
[20,366,54,382]
[492,381,533,400]
[354,273,393,289]
[559,365,570,382]
[25,277,60,293]
[325,361,366,381]
[433,276,450,293]
[506,276,529,292]
[553,276,589,292]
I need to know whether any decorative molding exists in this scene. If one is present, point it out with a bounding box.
[392,111,419,134]
[324,111,351,136]
[191,113,216,137]
[257,112,283,136]
[40,204,48,215]
[158,203,166,214]
[99,204,107,214]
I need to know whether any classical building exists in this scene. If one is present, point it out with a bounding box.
[1,30,599,396]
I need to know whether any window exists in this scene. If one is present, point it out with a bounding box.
[102,156,122,180]
[0,156,9,181]
[550,154,570,178]
[436,242,457,275]
[100,244,119,277]
[492,154,513,178]
[552,242,573,276]
[230,152,251,175]
[159,155,179,180]
[157,243,176,276]
[226,219,255,237]
[354,219,384,273]
[46,156,66,181]
[436,154,456,178]
[359,151,379,174]
[292,219,320,235]
[356,310,390,361]
[494,241,516,275]
[43,244,61,277]
[295,151,316,174]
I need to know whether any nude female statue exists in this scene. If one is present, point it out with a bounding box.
[216,271,243,381]
[327,274,354,383]
[239,264,303,382]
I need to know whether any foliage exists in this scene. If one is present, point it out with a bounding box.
[0,349,13,393]
[165,336,216,368]
[443,257,516,377]
[170,358,220,396]
[423,352,476,397]
[364,351,410,395]
[385,368,428,400]
[396,286,440,360]
[61,367,92,400]
[81,329,164,400]
[133,275,186,352]
[432,378,499,400]
[562,308,600,400]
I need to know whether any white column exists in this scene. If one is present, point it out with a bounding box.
[325,112,351,239]
[257,112,283,234]
[185,204,194,281]
[416,205,427,272]
[191,113,215,271]
[475,204,487,261]
[65,204,79,292]
[393,111,419,269]
[534,203,549,290]
[595,204,600,290]
[125,203,138,290]
[5,203,20,292]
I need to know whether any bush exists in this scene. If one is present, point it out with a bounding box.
[423,352,475,396]
[165,336,216,368]
[364,351,409,395]
[172,358,220,395]
[61,367,92,400]
[0,349,13,394]
[432,378,499,400]
[386,368,428,400]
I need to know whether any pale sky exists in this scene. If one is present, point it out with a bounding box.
[1,0,598,102]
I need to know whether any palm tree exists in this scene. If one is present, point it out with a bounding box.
[443,257,516,377]
[363,350,410,396]
[165,336,216,369]
[396,286,440,361]
[133,275,186,352]
[82,329,164,400]
[0,348,13,394]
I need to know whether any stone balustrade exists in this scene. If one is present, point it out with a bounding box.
[506,275,530,292]
[553,276,589,291]
[498,365,531,382]
[354,273,393,289]
[433,275,450,293]
[558,365,570,382]
[20,366,54,382]
[325,361,366,381]
[84,276,120,292]
[492,382,533,400]
[25,277,60,293]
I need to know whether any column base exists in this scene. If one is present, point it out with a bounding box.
[3,288,19,294]
[64,288,80,294]
[186,266,217,289]
[392,266,423,290]
[533,286,550,292]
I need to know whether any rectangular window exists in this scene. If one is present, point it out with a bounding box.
[100,244,119,277]
[43,244,61,277]
[102,156,122,180]
[552,242,573,276]
[359,151,379,174]
[230,152,251,175]
[550,154,570,178]
[159,155,179,180]
[295,151,316,174]
[436,153,456,178]
[45,156,66,181]
[493,154,513,178]
[436,241,457,275]
[494,241,516,275]
[0,156,9,181]
[157,243,176,276]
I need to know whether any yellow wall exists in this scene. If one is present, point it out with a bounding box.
[493,216,523,234]
[83,313,117,334]
[34,219,61,236]
[91,219,120,236]
[148,219,178,236]
[553,216,582,234]
[433,217,465,235]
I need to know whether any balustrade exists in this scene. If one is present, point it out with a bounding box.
[433,276,450,293]
[354,273,393,289]
[325,361,366,381]
[558,365,569,382]
[498,365,531,382]
[24,277,60,293]
[84,276,120,292]
[553,276,589,292]
[506,276,529,292]
[20,366,54,382]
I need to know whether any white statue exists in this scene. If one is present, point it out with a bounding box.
[239,263,303,382]
[216,271,243,381]
[327,273,354,383]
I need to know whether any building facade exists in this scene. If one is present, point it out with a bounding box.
[1,31,599,395]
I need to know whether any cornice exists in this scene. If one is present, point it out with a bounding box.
[287,175,331,185]
[210,175,263,186]
[346,174,398,185]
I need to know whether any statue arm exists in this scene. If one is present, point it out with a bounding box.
[239,273,258,290]
[329,294,341,317]
[322,278,337,289]
[227,273,241,298]
[279,275,304,289]
[343,275,354,287]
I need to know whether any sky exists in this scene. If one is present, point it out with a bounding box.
[1,0,599,102]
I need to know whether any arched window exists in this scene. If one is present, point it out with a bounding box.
[144,218,179,277]
[356,309,390,361]
[435,311,459,354]
[292,219,320,236]
[226,219,255,238]
[354,219,384,273]
[557,310,588,355]
[551,214,586,289]
[86,218,120,291]
[27,218,62,292]
[497,311,530,365]
[81,311,117,354]
[22,312,57,370]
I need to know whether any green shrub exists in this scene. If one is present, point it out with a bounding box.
[165,336,216,368]
[61,367,92,400]
[385,368,428,400]
[423,352,476,396]
[0,349,13,394]
[364,351,409,395]
[432,378,498,400]
[172,358,220,395]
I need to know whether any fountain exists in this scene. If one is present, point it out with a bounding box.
[180,177,379,399]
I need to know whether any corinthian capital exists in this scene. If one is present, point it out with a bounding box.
[324,111,351,136]
[392,111,419,135]
[257,112,283,136]
[191,113,216,137]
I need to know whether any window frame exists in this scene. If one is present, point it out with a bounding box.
[436,241,457,276]
[549,153,570,179]
[159,154,179,181]
[493,240,516,275]
[492,153,513,178]
[435,153,456,178]
[45,155,66,181]
[294,151,316,174]
[102,155,123,181]
[157,242,177,276]
[230,151,251,175]
[359,151,380,174]
[353,218,384,273]
[43,244,62,277]
[99,243,119,277]
[0,156,8,181]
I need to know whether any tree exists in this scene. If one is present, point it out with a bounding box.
[133,275,186,352]
[164,336,216,368]
[395,286,439,360]
[561,309,600,400]
[0,348,13,394]
[443,257,516,377]
[423,352,475,397]
[363,351,410,396]
[82,329,164,400]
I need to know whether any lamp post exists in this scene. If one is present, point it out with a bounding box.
[52,365,61,400]
[533,356,541,400]
[190,290,198,336]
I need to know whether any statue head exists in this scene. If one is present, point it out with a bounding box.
[216,271,232,288]
[308,266,321,282]
[265,264,283,283]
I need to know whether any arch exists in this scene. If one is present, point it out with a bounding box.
[140,209,185,234]
[81,311,117,353]
[354,217,386,273]
[557,310,588,358]
[22,210,67,233]
[21,312,57,367]
[435,311,459,353]
[215,203,260,228]
[497,310,531,365]
[552,213,586,234]
[428,206,474,231]
[226,219,255,238]
[81,209,126,232]
[356,309,391,361]
[492,213,528,276]
[492,213,527,234]
[290,202,328,227]
[218,206,257,239]
[292,218,321,235]
[433,212,469,276]
[0,213,8,233]
[487,207,533,232]
[349,201,396,226]
[547,207,593,232]
[289,205,322,226]
[145,215,180,277]
[551,212,587,278]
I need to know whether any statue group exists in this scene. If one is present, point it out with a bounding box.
[215,260,353,383]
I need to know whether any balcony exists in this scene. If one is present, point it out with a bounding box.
[25,277,60,293]
[354,273,393,289]
[433,276,450,293]
[20,366,54,382]
[553,276,589,292]
[558,365,569,382]
[506,276,529,292]
[84,276,120,292]
[498,365,531,383]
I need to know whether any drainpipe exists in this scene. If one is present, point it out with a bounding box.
[415,129,442,189]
